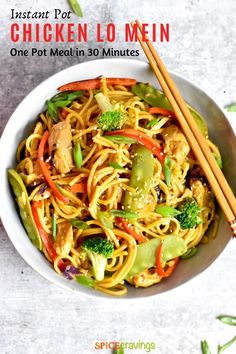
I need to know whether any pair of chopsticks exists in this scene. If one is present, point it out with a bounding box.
[132,20,236,237]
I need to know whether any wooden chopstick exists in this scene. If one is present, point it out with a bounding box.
[132,20,236,237]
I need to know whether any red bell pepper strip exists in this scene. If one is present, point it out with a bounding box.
[70,182,87,193]
[156,243,179,277]
[31,201,65,271]
[105,129,165,163]
[149,107,176,119]
[60,108,69,119]
[58,78,137,92]
[38,131,69,203]
[116,217,146,243]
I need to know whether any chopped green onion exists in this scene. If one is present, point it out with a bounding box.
[51,91,84,102]
[54,100,72,108]
[201,340,212,354]
[47,100,59,122]
[155,205,181,218]
[73,141,83,169]
[104,135,136,144]
[227,103,236,112]
[218,336,236,354]
[145,117,161,128]
[46,90,84,122]
[164,156,172,187]
[217,315,236,326]
[75,275,94,288]
[71,219,89,230]
[110,210,138,219]
[52,214,57,240]
[97,211,113,229]
[181,247,198,259]
[68,0,83,17]
[109,162,125,170]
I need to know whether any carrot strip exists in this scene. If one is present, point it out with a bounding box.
[116,217,146,243]
[38,131,69,203]
[60,109,69,119]
[105,129,165,163]
[31,201,65,271]
[58,78,137,92]
[149,107,176,118]
[156,243,179,277]
[70,183,87,193]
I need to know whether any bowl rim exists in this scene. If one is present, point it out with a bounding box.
[0,58,234,300]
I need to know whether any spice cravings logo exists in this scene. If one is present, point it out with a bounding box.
[95,341,156,352]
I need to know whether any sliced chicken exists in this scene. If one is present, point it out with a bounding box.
[128,268,162,288]
[48,121,73,174]
[190,178,211,207]
[162,125,190,164]
[54,221,73,256]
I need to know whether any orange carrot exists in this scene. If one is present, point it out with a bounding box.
[116,217,146,243]
[105,129,165,163]
[70,183,87,193]
[31,201,65,271]
[58,77,137,92]
[156,243,179,277]
[149,107,176,118]
[38,131,69,204]
[60,109,69,119]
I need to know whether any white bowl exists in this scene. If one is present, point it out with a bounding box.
[0,59,235,299]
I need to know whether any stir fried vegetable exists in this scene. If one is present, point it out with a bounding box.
[73,141,83,168]
[163,156,172,186]
[123,145,155,211]
[132,82,208,136]
[46,90,84,122]
[31,201,65,270]
[38,131,69,203]
[81,237,114,281]
[58,78,137,92]
[176,198,202,229]
[116,217,147,243]
[8,169,42,250]
[95,92,127,131]
[106,129,165,162]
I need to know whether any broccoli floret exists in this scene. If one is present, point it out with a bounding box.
[176,198,202,229]
[95,92,127,131]
[98,111,126,131]
[81,237,114,281]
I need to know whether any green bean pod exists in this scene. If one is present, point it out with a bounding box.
[132,82,208,136]
[8,169,42,250]
[123,145,154,212]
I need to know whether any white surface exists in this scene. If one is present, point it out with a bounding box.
[0,0,236,353]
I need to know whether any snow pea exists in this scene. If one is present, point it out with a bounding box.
[132,83,208,136]
[123,145,154,212]
[126,238,160,278]
[126,235,187,279]
[8,169,42,250]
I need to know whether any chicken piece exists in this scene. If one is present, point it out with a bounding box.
[54,221,73,256]
[162,125,190,164]
[128,268,162,288]
[190,178,211,207]
[48,121,73,174]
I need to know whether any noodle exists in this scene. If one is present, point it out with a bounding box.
[11,77,220,296]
